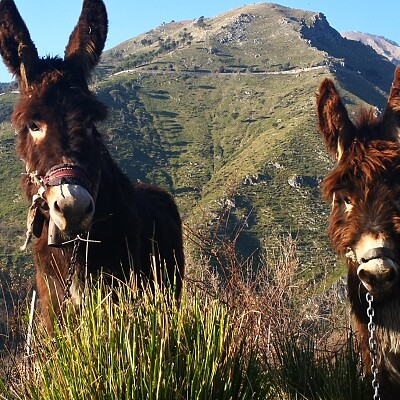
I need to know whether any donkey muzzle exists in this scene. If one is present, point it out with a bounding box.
[46,184,94,243]
[357,247,398,295]
[37,163,95,245]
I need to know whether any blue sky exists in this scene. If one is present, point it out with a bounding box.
[0,0,398,82]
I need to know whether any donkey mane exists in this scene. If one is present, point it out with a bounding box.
[354,107,380,129]
[353,106,400,141]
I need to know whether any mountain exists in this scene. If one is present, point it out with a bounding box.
[342,31,400,65]
[0,3,396,284]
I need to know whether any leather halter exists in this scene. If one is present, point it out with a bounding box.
[31,163,92,193]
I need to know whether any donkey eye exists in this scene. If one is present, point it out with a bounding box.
[343,197,352,205]
[27,120,47,143]
[28,121,40,132]
[342,196,354,213]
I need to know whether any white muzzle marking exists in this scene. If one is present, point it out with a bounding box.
[46,184,94,232]
[357,258,398,294]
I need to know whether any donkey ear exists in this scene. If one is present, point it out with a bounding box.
[0,0,39,87]
[387,66,400,110]
[382,66,400,132]
[64,0,108,81]
[316,78,356,161]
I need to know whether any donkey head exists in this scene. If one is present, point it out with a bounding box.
[0,0,108,244]
[317,67,400,298]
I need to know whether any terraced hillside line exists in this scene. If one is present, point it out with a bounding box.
[111,65,327,78]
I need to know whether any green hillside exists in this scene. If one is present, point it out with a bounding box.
[0,3,396,283]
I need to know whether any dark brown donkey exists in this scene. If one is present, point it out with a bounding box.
[317,66,400,398]
[0,0,184,334]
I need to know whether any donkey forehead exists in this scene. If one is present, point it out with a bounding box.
[334,163,400,189]
[25,73,87,102]
[340,141,400,175]
[14,80,104,124]
[324,152,400,200]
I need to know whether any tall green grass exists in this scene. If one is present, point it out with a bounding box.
[266,333,368,399]
[0,228,371,400]
[0,227,368,400]
[3,277,269,400]
[0,276,370,400]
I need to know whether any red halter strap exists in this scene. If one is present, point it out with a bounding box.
[42,164,91,192]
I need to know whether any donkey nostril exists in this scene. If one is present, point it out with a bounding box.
[358,269,376,287]
[53,201,61,213]
[358,265,398,290]
[370,277,376,286]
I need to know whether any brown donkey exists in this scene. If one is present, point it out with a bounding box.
[0,0,184,334]
[317,66,400,398]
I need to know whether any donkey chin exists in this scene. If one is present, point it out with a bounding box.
[46,184,95,247]
[357,248,399,298]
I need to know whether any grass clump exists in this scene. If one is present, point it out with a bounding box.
[4,277,268,400]
[266,332,368,400]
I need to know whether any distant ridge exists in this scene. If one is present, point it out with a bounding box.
[342,31,400,65]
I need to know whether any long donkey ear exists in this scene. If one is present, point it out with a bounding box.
[387,66,400,111]
[316,78,356,161]
[0,0,39,88]
[382,66,400,132]
[64,0,108,81]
